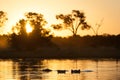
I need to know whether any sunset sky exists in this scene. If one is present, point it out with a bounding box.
[0,0,120,36]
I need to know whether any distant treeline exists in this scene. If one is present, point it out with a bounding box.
[52,34,120,49]
[0,34,120,50]
[0,34,120,58]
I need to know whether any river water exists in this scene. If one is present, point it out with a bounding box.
[0,58,120,80]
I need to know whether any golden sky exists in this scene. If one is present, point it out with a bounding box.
[0,0,120,36]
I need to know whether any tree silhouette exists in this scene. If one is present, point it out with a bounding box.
[91,19,104,36]
[25,12,52,48]
[10,12,53,50]
[25,12,49,37]
[52,10,90,36]
[0,11,8,27]
[12,19,27,36]
[11,19,28,50]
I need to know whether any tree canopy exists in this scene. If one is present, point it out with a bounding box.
[10,12,53,50]
[0,11,8,27]
[52,10,90,36]
[25,12,50,37]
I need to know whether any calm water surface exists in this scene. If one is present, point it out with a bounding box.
[0,58,120,80]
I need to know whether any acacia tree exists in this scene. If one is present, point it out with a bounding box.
[52,10,90,36]
[12,12,51,39]
[25,12,50,37]
[0,11,8,27]
[25,12,52,48]
[10,12,53,50]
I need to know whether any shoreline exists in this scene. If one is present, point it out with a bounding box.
[0,47,120,59]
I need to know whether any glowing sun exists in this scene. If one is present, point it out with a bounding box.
[26,22,33,33]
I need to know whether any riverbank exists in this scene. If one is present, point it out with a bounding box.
[0,47,120,59]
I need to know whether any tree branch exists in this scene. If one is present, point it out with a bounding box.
[75,22,81,35]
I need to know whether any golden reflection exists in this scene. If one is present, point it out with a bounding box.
[42,59,98,80]
[19,59,120,80]
[0,59,119,80]
[0,60,17,80]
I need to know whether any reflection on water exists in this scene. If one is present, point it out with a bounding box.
[0,58,120,80]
